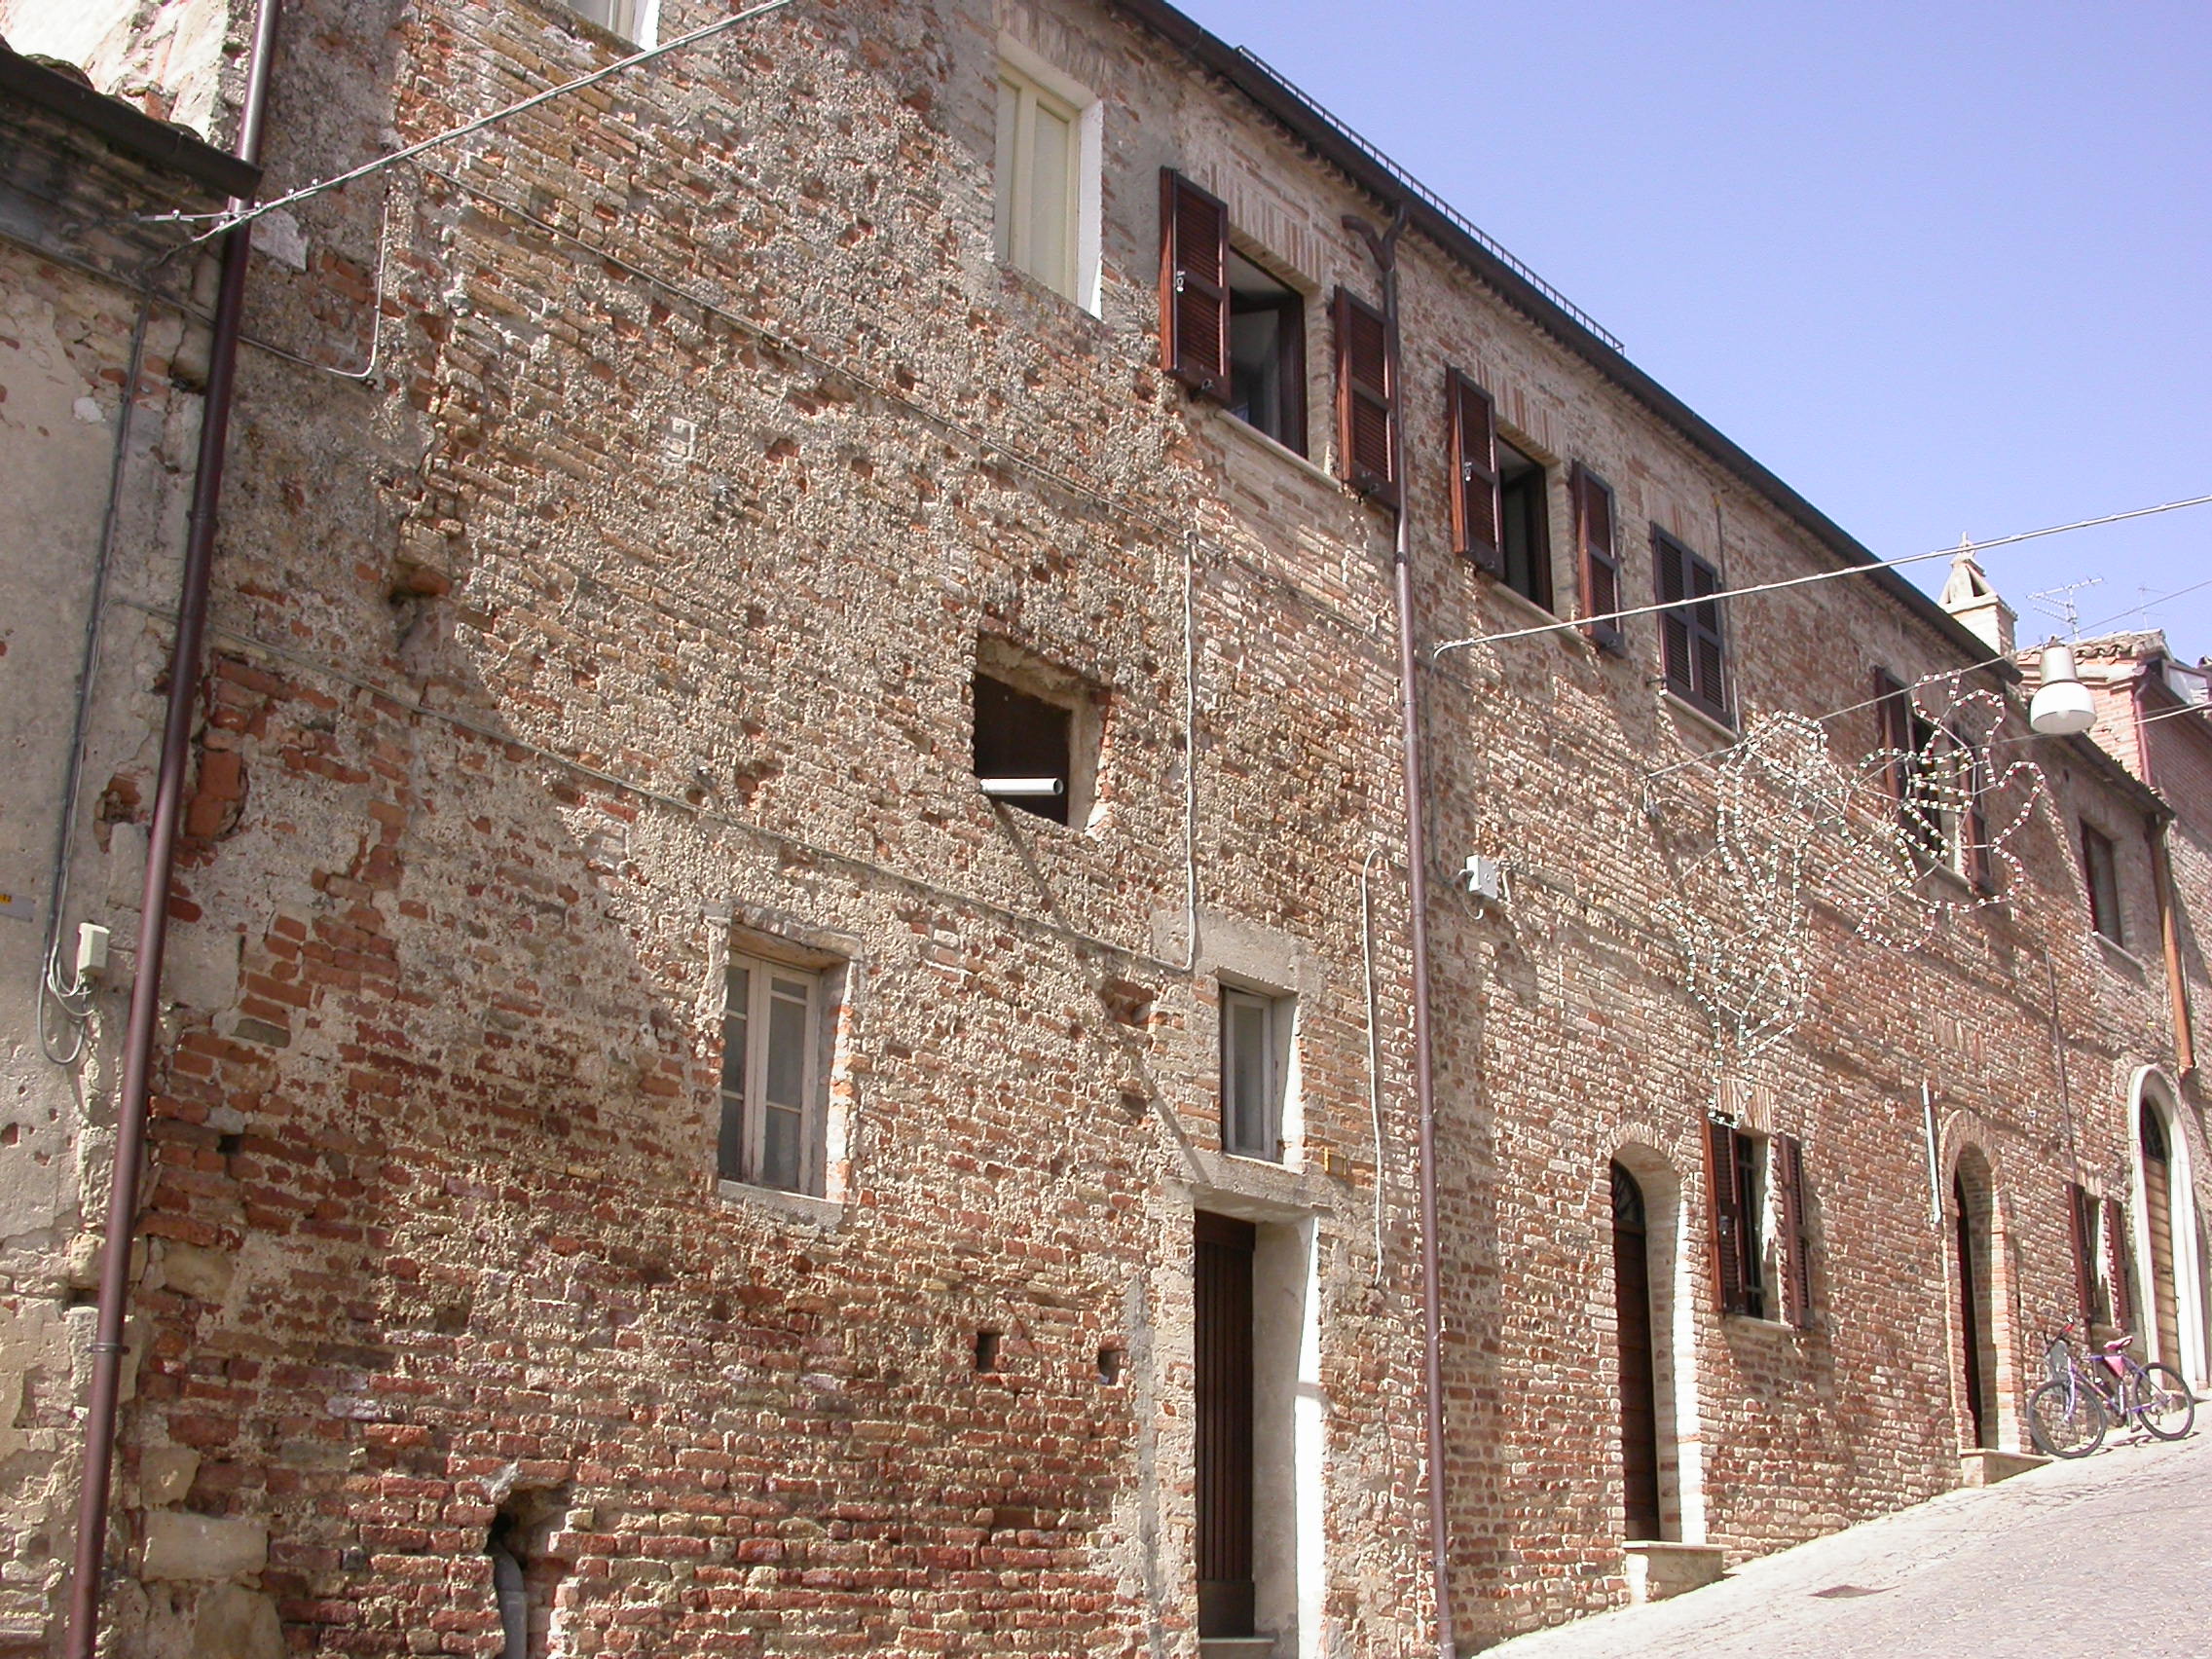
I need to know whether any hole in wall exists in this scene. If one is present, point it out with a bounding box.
[973,1330,1001,1374]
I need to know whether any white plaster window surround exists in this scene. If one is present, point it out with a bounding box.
[993,37,1102,313]
[558,0,657,48]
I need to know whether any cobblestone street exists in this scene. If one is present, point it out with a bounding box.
[1488,1430,2212,1659]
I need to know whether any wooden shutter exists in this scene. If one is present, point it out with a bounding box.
[1874,670,1913,796]
[1160,169,1230,400]
[2066,1182,2095,1325]
[1333,286,1397,504]
[1774,1133,1812,1329]
[1686,554,1727,719]
[1573,465,1623,652]
[2103,1196,2131,1331]
[1706,1118,1748,1315]
[1961,735,1994,892]
[1655,533,1691,692]
[1447,370,1501,573]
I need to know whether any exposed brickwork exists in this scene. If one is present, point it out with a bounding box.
[2,2,2204,1656]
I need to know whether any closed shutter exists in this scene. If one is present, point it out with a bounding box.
[1159,169,1230,399]
[1333,286,1397,504]
[1687,555,1727,719]
[1874,671,1913,797]
[2066,1182,2095,1325]
[1774,1133,1812,1329]
[1706,1118,1748,1315]
[1447,370,1501,574]
[2103,1196,2132,1332]
[1573,465,1623,652]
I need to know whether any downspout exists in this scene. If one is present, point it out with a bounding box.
[2131,668,2195,1080]
[1346,204,1456,1659]
[64,4,279,1652]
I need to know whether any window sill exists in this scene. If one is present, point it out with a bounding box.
[2092,932,2148,976]
[1721,1312,1806,1336]
[995,259,1104,323]
[1206,405,1346,496]
[1659,687,1738,744]
[517,0,648,52]
[716,1180,845,1230]
[1473,572,1570,640]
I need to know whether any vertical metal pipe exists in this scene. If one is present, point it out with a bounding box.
[1348,203,1456,1659]
[63,6,278,1652]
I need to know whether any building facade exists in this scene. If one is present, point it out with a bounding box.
[0,2,2204,1656]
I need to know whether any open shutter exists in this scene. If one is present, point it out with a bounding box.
[1962,736,1994,892]
[2103,1196,2132,1332]
[2066,1182,2095,1326]
[1774,1133,1812,1329]
[1573,465,1623,652]
[1874,670,1913,797]
[1333,286,1397,504]
[1447,370,1501,573]
[1159,169,1230,399]
[1706,1119,1747,1315]
[1655,533,1691,692]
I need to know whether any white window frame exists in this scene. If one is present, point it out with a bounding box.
[719,952,827,1197]
[993,38,1102,313]
[1220,985,1294,1162]
[563,0,658,47]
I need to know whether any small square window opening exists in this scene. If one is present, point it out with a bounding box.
[973,639,1103,829]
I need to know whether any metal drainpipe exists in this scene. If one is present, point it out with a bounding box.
[64,4,279,1652]
[1346,203,1456,1659]
[2131,668,2195,1080]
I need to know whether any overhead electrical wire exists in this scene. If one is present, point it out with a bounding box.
[145,0,799,242]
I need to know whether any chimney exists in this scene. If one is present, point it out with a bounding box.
[1939,536,2016,656]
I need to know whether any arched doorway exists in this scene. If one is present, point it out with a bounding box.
[1611,1161,1662,1539]
[2140,1104,2183,1368]
[1953,1172,1994,1448]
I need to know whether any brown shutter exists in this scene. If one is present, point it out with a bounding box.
[1573,464,1623,652]
[1706,1118,1746,1315]
[1160,169,1230,400]
[2066,1182,2095,1325]
[1655,532,1690,692]
[1774,1133,1812,1329]
[1447,370,1501,573]
[2103,1196,2132,1332]
[1874,670,1913,797]
[1962,736,1994,892]
[1333,286,1397,504]
[1687,555,1728,719]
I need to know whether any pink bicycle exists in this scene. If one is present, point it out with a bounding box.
[2027,1319,2194,1458]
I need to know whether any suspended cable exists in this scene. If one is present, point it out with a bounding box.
[147,0,798,242]
[1432,494,2212,661]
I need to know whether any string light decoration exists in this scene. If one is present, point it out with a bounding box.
[1651,672,2049,1065]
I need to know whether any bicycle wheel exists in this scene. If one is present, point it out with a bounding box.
[2130,1362,2195,1441]
[2027,1379,2106,1457]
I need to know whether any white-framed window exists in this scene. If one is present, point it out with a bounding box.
[563,0,656,47]
[1220,986,1293,1162]
[993,42,1101,312]
[719,953,827,1196]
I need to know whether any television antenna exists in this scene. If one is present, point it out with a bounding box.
[2026,576,2104,640]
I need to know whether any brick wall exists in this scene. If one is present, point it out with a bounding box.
[2,1,2201,1655]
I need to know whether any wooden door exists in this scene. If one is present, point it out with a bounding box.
[1611,1163,1663,1540]
[1954,1175,1989,1448]
[1195,1212,1256,1638]
[2143,1108,2182,1366]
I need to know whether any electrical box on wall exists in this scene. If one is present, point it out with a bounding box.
[1458,856,1505,905]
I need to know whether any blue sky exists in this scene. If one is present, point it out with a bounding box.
[1175,0,2211,666]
